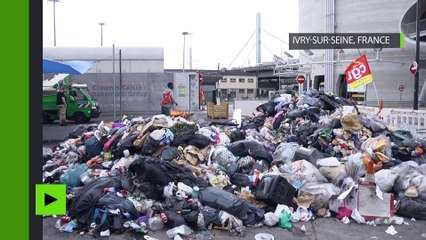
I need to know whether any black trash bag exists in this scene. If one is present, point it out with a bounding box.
[171,128,196,147]
[139,181,164,201]
[252,115,267,128]
[250,160,270,174]
[273,114,286,130]
[69,177,121,225]
[183,210,200,229]
[69,125,87,139]
[227,140,273,163]
[141,136,161,155]
[161,147,180,161]
[256,101,278,116]
[382,158,403,169]
[319,95,338,110]
[391,146,412,161]
[164,210,187,228]
[329,118,342,129]
[163,196,188,212]
[160,161,210,188]
[359,117,387,133]
[306,108,321,123]
[396,197,426,220]
[119,171,136,192]
[241,120,258,131]
[97,192,140,218]
[287,109,307,119]
[243,203,266,226]
[224,163,240,176]
[113,133,139,159]
[293,147,327,165]
[187,134,212,149]
[199,187,249,222]
[230,130,246,142]
[201,206,222,227]
[109,214,127,233]
[230,173,251,187]
[128,157,171,186]
[85,136,103,158]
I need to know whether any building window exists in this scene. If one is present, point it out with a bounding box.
[230,78,236,83]
[221,78,227,82]
[247,89,254,94]
[239,89,245,94]
[239,78,245,83]
[248,78,254,83]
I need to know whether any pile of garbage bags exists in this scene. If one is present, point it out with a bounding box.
[43,89,426,238]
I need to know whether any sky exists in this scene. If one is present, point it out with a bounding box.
[43,0,299,70]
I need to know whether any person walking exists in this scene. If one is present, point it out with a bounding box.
[56,86,67,126]
[160,82,178,116]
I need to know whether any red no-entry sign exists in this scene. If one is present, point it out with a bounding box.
[296,75,305,84]
[410,61,418,75]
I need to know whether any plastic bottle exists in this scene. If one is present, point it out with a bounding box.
[192,186,200,199]
[104,187,116,193]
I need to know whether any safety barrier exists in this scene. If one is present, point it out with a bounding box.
[233,100,426,137]
[233,99,268,116]
[358,106,426,138]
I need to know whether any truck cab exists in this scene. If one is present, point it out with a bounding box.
[43,74,101,123]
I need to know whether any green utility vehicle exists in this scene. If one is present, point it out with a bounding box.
[43,74,101,124]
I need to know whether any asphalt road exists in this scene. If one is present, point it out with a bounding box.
[43,215,426,240]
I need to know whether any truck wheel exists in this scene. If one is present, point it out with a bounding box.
[73,112,87,124]
[43,112,54,124]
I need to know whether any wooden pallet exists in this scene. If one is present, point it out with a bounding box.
[207,102,229,119]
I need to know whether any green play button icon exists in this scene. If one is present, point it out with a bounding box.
[44,193,57,206]
[36,184,66,215]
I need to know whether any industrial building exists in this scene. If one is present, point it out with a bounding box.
[298,0,426,107]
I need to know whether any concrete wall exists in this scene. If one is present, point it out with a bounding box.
[69,72,199,114]
[69,73,172,114]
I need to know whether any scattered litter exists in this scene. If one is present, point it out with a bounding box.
[341,216,350,224]
[255,233,275,240]
[43,91,426,238]
[385,225,398,236]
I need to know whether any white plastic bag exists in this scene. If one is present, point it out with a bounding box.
[264,212,279,226]
[375,169,398,192]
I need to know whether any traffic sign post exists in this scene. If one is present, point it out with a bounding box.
[399,84,405,108]
[296,75,305,96]
[296,75,305,84]
[410,61,418,75]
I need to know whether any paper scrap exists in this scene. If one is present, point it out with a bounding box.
[341,216,350,224]
[385,225,397,236]
[375,185,383,200]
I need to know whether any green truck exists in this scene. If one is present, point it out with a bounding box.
[43,75,101,124]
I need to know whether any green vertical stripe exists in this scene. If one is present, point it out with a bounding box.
[0,1,29,239]
[400,33,405,49]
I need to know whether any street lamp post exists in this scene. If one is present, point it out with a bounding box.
[48,0,60,46]
[182,32,191,72]
[99,22,106,47]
